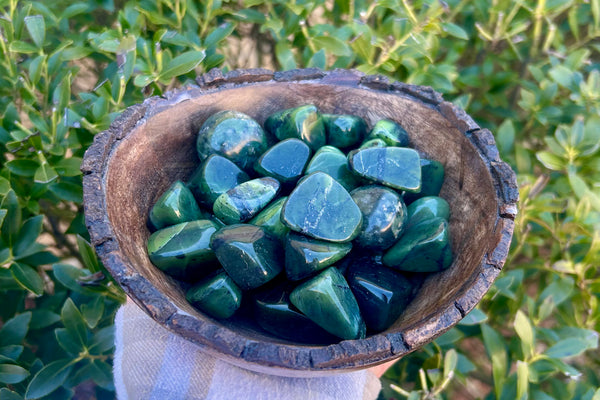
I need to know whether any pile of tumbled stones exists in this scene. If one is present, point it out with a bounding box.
[146,105,452,343]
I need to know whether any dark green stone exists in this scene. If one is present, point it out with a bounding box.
[147,220,220,281]
[186,270,242,319]
[323,114,367,149]
[406,196,450,228]
[148,181,203,230]
[403,158,445,204]
[210,224,283,290]
[359,138,388,149]
[350,185,407,250]
[382,217,453,272]
[265,105,326,150]
[196,110,268,171]
[281,172,362,243]
[346,259,414,332]
[284,232,352,281]
[213,177,280,224]
[305,146,359,191]
[348,147,421,192]
[290,267,366,340]
[187,155,249,207]
[249,197,290,242]
[254,138,311,185]
[365,119,410,147]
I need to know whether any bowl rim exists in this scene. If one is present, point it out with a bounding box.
[81,68,518,376]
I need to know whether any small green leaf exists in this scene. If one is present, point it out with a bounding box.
[6,160,40,177]
[54,328,84,356]
[205,22,235,48]
[54,157,82,177]
[25,359,73,399]
[443,349,457,378]
[312,36,352,57]
[29,310,60,330]
[34,162,58,184]
[231,9,266,23]
[24,15,45,48]
[0,209,6,230]
[514,310,535,358]
[13,215,43,257]
[0,388,23,400]
[0,345,23,361]
[133,74,156,87]
[459,308,488,325]
[29,55,46,85]
[81,296,104,329]
[0,312,31,347]
[536,151,564,170]
[516,361,529,400]
[76,235,100,273]
[88,326,115,355]
[158,50,206,81]
[48,182,83,203]
[545,337,596,358]
[497,120,515,155]
[61,298,88,347]
[0,177,10,196]
[0,364,30,384]
[88,360,113,390]
[52,72,71,111]
[275,42,296,70]
[11,262,44,295]
[441,22,469,40]
[482,324,507,400]
[549,65,574,88]
[307,49,326,69]
[9,40,38,53]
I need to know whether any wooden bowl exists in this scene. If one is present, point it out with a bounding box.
[82,68,518,377]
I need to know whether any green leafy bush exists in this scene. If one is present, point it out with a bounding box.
[0,0,599,398]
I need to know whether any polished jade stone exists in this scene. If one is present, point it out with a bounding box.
[365,119,410,147]
[186,270,242,319]
[254,138,311,185]
[148,180,204,230]
[210,224,283,290]
[213,177,280,224]
[406,196,450,228]
[249,197,290,242]
[403,158,445,204]
[281,172,362,243]
[196,110,268,171]
[290,267,366,340]
[348,147,421,192]
[382,217,453,272]
[187,155,249,207]
[323,114,367,149]
[304,146,359,191]
[350,185,407,250]
[265,105,326,150]
[346,260,414,332]
[284,232,352,281]
[359,138,388,149]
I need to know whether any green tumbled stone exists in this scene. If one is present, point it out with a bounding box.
[210,224,283,290]
[265,105,326,150]
[359,138,388,149]
[187,155,250,207]
[186,270,242,319]
[148,181,203,230]
[147,220,220,281]
[348,147,422,192]
[305,146,359,191]
[249,197,290,242]
[406,196,450,228]
[383,217,453,272]
[213,177,280,224]
[196,110,268,171]
[254,138,311,185]
[290,267,366,340]
[365,119,410,147]
[346,259,414,332]
[284,232,352,281]
[323,114,367,149]
[403,158,445,204]
[281,172,362,243]
[351,185,408,250]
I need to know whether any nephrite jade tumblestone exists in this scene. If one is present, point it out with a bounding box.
[403,158,445,204]
[148,180,204,230]
[196,110,268,171]
[281,172,362,243]
[249,196,290,242]
[359,138,388,149]
[383,217,453,272]
[264,105,326,150]
[187,154,249,207]
[350,185,408,250]
[210,224,283,290]
[186,270,242,319]
[213,177,280,224]
[365,119,410,147]
[406,196,450,228]
[348,147,422,192]
[254,138,311,185]
[323,114,367,149]
[290,267,366,340]
[284,232,352,281]
[304,145,359,191]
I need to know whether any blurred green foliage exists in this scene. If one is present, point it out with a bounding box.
[0,0,599,398]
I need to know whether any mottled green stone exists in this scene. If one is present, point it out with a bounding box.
[281,172,362,243]
[348,147,422,192]
[365,119,410,147]
[284,232,352,281]
[403,158,445,204]
[406,196,450,228]
[249,197,290,242]
[254,138,311,185]
[264,105,326,150]
[186,270,242,319]
[323,114,367,149]
[290,267,366,340]
[148,181,203,230]
[196,110,268,171]
[359,138,388,149]
[213,177,280,224]
[305,146,359,191]
[382,217,453,272]
[210,224,283,290]
[187,155,249,207]
[350,185,408,250]
[346,260,414,332]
